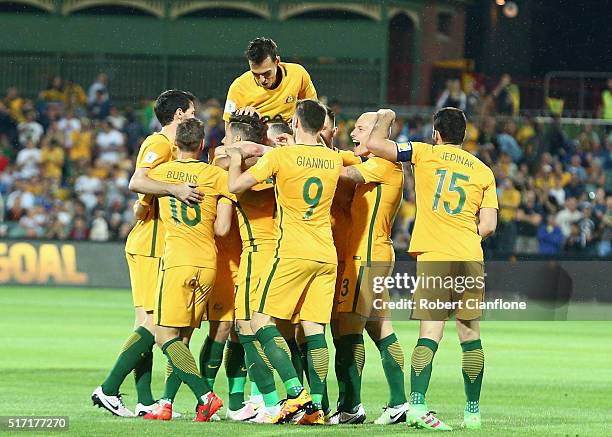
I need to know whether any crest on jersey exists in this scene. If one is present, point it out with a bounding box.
[143,151,159,164]
[286,95,295,103]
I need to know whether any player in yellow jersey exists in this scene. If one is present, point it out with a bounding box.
[223,37,317,126]
[214,113,284,423]
[364,108,498,431]
[92,90,201,418]
[228,100,342,425]
[143,118,239,422]
[328,112,408,425]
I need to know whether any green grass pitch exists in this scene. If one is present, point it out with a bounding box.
[1,286,611,436]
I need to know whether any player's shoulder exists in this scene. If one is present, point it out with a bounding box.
[231,70,255,88]
[468,152,495,178]
[143,132,172,147]
[281,62,309,76]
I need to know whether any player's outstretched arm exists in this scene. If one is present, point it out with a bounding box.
[363,109,408,162]
[214,200,234,237]
[478,208,498,239]
[129,167,203,206]
[227,148,258,194]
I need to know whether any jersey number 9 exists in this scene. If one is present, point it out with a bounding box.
[302,177,323,220]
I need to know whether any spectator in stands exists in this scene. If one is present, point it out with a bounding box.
[15,139,41,179]
[556,197,583,239]
[496,179,520,253]
[493,74,519,115]
[90,209,110,242]
[107,105,126,130]
[538,214,564,255]
[578,204,596,252]
[57,110,82,147]
[17,111,44,147]
[69,216,89,241]
[515,190,543,254]
[598,196,612,257]
[497,120,523,163]
[435,78,466,111]
[600,78,612,121]
[63,79,87,114]
[4,86,25,123]
[39,76,65,104]
[40,138,65,181]
[464,79,481,119]
[123,108,145,155]
[96,119,125,165]
[88,89,111,120]
[88,73,109,104]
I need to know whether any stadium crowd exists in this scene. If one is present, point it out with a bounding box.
[0,75,610,257]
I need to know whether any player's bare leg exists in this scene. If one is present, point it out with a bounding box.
[153,325,222,422]
[456,319,483,429]
[92,306,156,417]
[365,319,409,424]
[407,320,452,430]
[250,311,313,424]
[235,319,280,422]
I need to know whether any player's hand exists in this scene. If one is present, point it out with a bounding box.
[236,106,260,118]
[172,183,203,206]
[132,200,148,221]
[275,133,295,146]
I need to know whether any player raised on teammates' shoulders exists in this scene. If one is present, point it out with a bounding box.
[223,37,317,127]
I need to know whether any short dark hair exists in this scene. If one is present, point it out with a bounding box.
[267,121,293,138]
[295,99,326,135]
[154,90,195,126]
[176,118,204,152]
[324,105,336,126]
[433,107,467,145]
[228,113,266,143]
[246,37,278,64]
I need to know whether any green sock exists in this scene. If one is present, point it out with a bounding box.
[225,340,247,411]
[239,334,279,407]
[256,326,303,397]
[133,349,155,405]
[288,338,304,384]
[461,339,484,414]
[162,361,182,403]
[333,337,347,407]
[376,333,408,407]
[199,336,225,390]
[305,334,329,410]
[410,338,438,406]
[339,334,364,412]
[162,337,210,404]
[102,326,155,396]
[250,381,262,397]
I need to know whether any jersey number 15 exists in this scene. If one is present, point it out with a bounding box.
[432,169,470,215]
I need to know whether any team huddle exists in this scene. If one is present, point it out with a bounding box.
[91,38,498,430]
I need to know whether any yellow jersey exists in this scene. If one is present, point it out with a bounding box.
[247,145,342,264]
[346,157,404,262]
[125,133,175,257]
[223,62,317,123]
[147,159,236,269]
[235,181,277,253]
[332,149,360,262]
[406,142,498,261]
